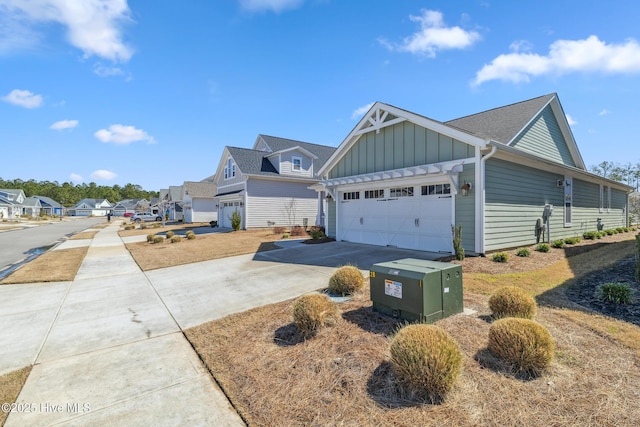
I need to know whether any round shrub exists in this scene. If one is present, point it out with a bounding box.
[488,317,554,377]
[186,231,196,240]
[516,248,530,257]
[488,286,537,319]
[170,235,181,243]
[491,252,508,263]
[564,237,581,245]
[152,235,164,244]
[292,293,338,338]
[124,225,135,230]
[597,282,634,304]
[551,239,565,248]
[328,265,364,295]
[146,234,155,243]
[535,243,550,253]
[390,324,462,403]
[166,230,175,239]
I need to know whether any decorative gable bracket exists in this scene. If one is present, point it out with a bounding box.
[354,106,406,136]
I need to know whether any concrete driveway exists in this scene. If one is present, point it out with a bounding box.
[145,240,446,329]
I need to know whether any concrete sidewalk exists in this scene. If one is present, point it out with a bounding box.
[4,220,245,426]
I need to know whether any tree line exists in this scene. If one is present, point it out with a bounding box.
[589,161,640,191]
[0,177,159,207]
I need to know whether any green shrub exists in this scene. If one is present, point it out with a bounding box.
[516,248,530,257]
[583,231,598,240]
[597,283,634,304]
[170,235,181,243]
[551,239,565,248]
[152,223,161,228]
[604,229,616,236]
[310,229,326,239]
[328,265,364,295]
[564,237,581,245]
[282,233,290,239]
[491,252,508,263]
[124,225,135,230]
[292,293,338,338]
[488,318,554,377]
[616,227,625,234]
[166,230,175,239]
[488,286,537,319]
[452,225,464,261]
[152,236,164,244]
[390,324,462,403]
[140,223,148,230]
[186,230,196,240]
[231,210,241,231]
[623,227,630,232]
[146,234,155,243]
[535,243,550,253]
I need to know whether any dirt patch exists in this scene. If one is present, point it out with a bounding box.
[0,247,88,284]
[69,231,98,240]
[125,229,283,271]
[0,366,32,426]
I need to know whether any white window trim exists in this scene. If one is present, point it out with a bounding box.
[224,158,236,181]
[292,156,302,172]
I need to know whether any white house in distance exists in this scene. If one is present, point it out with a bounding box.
[212,134,336,229]
[182,181,217,223]
[68,198,113,216]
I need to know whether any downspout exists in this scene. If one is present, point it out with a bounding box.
[479,143,498,254]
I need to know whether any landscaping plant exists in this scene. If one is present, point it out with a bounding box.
[152,236,164,244]
[488,286,537,319]
[597,283,634,304]
[170,235,181,243]
[327,265,364,295]
[166,230,175,239]
[452,225,464,261]
[491,252,508,263]
[231,210,242,231]
[292,293,338,338]
[186,230,196,240]
[390,324,462,404]
[535,243,550,253]
[488,317,554,378]
[516,248,530,257]
[551,239,565,248]
[146,234,155,243]
[564,237,581,245]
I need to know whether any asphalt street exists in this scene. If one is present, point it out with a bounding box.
[0,217,105,274]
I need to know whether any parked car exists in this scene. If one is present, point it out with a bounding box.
[131,212,163,223]
[123,212,134,217]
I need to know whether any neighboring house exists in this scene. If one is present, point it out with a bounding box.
[0,189,27,219]
[112,199,150,216]
[182,181,217,223]
[68,199,113,216]
[30,196,64,216]
[315,93,632,255]
[21,197,42,217]
[212,134,336,229]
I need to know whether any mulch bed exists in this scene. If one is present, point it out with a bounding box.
[565,257,640,326]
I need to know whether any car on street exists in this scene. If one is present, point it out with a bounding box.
[123,212,134,217]
[131,212,163,223]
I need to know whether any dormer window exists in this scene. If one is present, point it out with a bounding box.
[292,156,302,172]
[224,158,236,180]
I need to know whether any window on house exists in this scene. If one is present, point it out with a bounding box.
[390,187,414,197]
[364,189,384,199]
[224,158,236,180]
[292,156,302,171]
[421,184,451,196]
[564,177,572,227]
[342,191,360,200]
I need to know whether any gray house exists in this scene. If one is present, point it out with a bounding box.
[68,199,113,216]
[315,93,632,255]
[0,189,27,219]
[30,196,64,216]
[213,134,336,229]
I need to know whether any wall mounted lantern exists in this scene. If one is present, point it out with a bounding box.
[461,182,472,197]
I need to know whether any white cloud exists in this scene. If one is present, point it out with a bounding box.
[1,89,43,108]
[69,173,83,182]
[0,0,134,62]
[351,102,374,120]
[380,9,480,57]
[239,0,303,13]
[474,35,640,85]
[90,169,117,180]
[94,124,156,145]
[566,114,577,126]
[50,119,79,130]
[599,109,611,116]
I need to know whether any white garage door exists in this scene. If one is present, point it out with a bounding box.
[220,202,243,229]
[338,184,453,253]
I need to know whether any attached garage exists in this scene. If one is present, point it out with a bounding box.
[337,182,454,253]
[219,201,243,228]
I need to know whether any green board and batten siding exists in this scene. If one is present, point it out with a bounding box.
[455,164,476,251]
[484,158,627,251]
[510,105,576,167]
[328,121,475,179]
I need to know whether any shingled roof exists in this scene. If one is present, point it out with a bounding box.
[258,134,336,170]
[183,181,216,198]
[445,93,556,144]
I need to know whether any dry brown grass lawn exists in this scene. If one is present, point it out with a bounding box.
[0,247,88,285]
[186,231,640,426]
[0,366,32,426]
[124,228,283,271]
[68,231,98,240]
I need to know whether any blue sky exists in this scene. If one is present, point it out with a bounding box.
[2,0,640,192]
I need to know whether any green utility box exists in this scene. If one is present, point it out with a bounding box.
[370,258,463,323]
